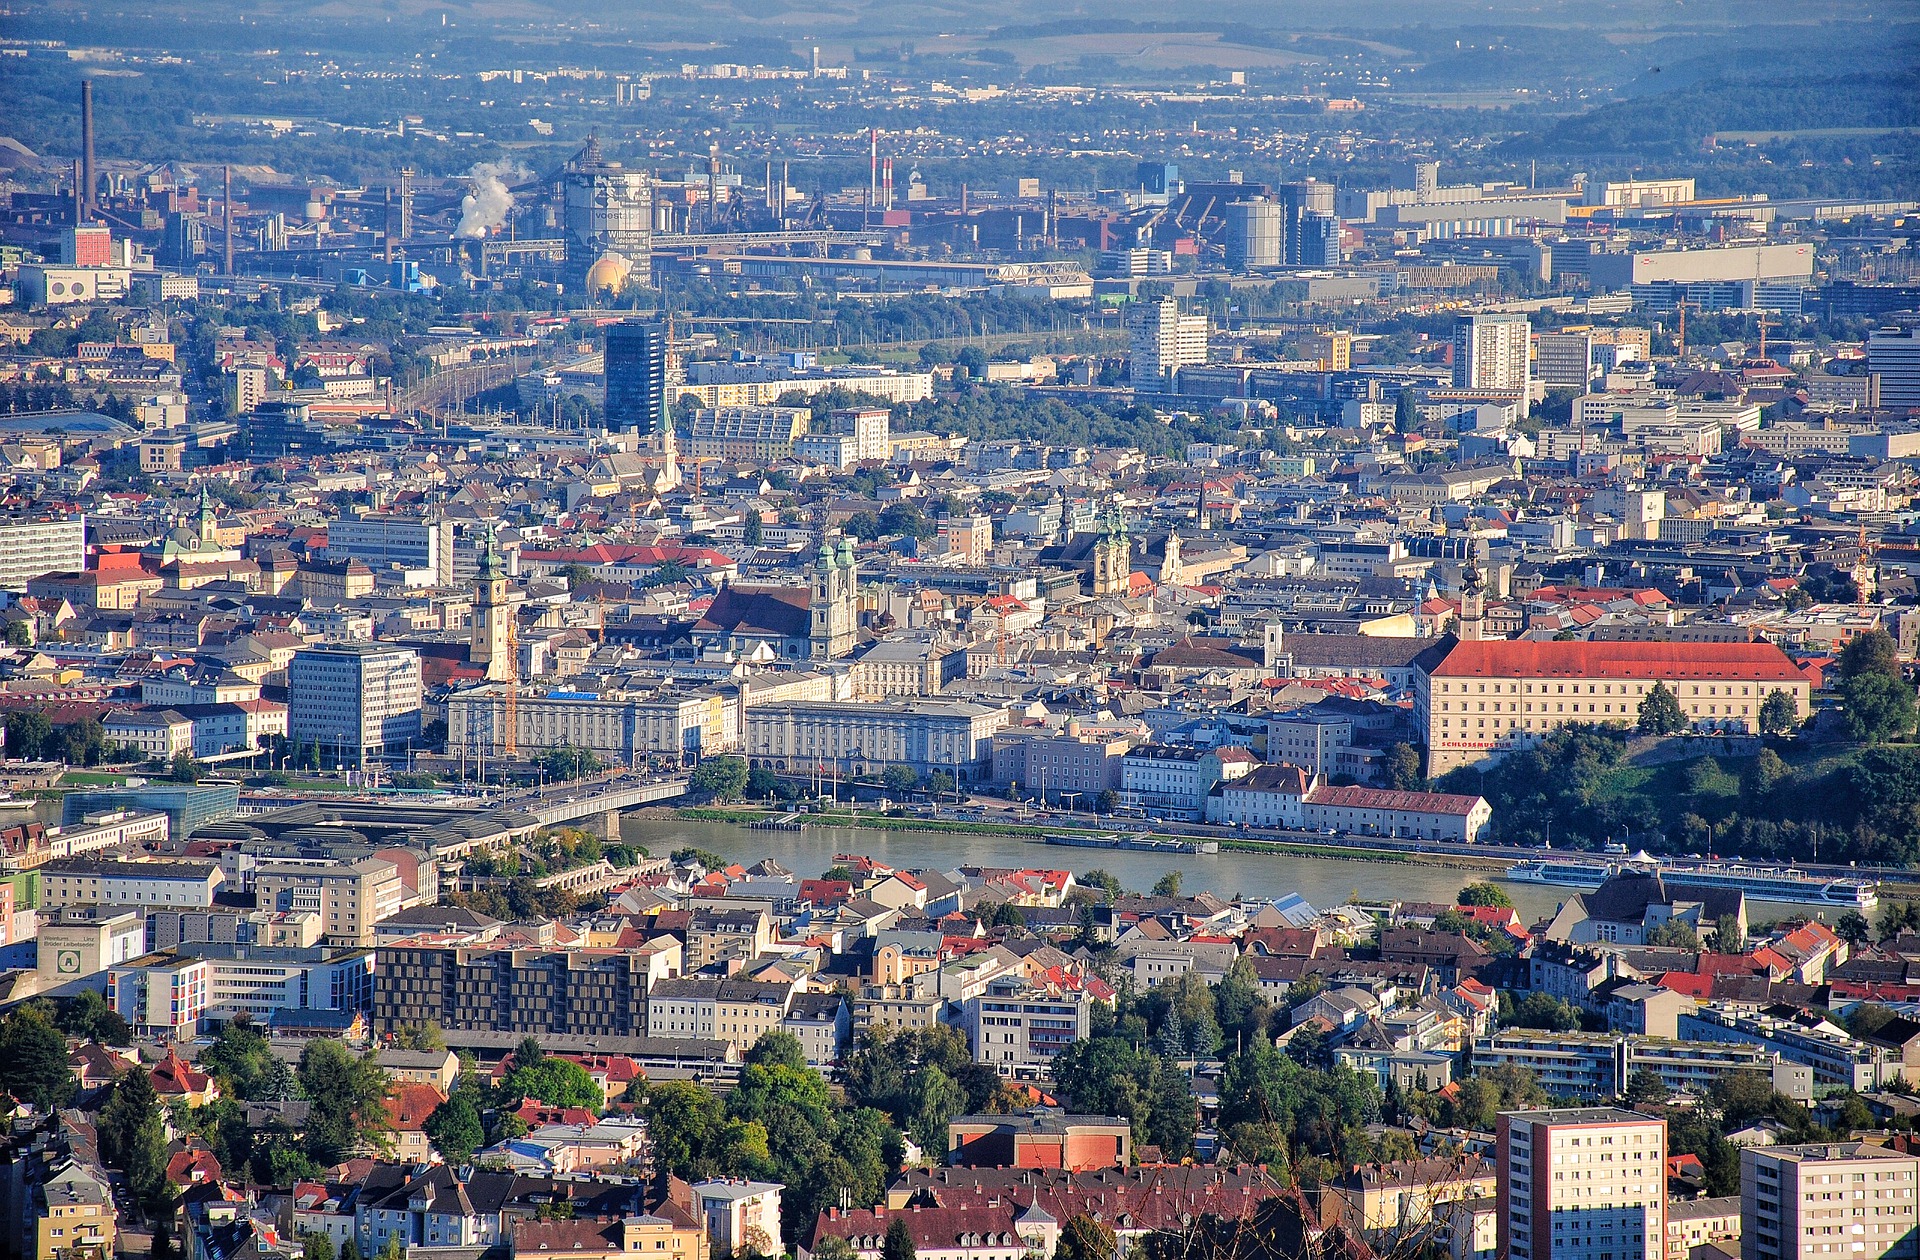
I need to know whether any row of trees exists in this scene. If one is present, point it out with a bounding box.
[645,1032,902,1247]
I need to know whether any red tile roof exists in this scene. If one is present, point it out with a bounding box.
[1426,639,1803,682]
[1308,785,1484,816]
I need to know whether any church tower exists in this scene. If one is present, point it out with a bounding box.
[1458,538,1486,642]
[196,483,217,546]
[1091,509,1131,597]
[810,536,858,659]
[1159,529,1184,587]
[471,525,515,680]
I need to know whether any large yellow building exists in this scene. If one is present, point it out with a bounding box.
[1416,639,1811,773]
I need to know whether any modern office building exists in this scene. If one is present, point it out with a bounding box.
[1497,1108,1666,1260]
[0,514,85,591]
[1279,180,1337,266]
[288,642,422,767]
[62,782,241,838]
[1741,1143,1920,1260]
[326,513,441,576]
[562,135,652,292]
[1536,331,1598,391]
[1128,296,1209,390]
[1868,321,1920,411]
[373,942,677,1036]
[604,319,671,435]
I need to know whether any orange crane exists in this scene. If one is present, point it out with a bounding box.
[502,610,520,758]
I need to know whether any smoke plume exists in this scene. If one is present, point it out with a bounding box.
[454,160,528,238]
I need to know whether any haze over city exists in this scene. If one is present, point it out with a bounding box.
[0,6,1918,1260]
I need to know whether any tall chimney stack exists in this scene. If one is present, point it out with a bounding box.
[79,79,95,222]
[223,164,234,275]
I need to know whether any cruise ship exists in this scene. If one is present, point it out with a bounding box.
[1504,859,1619,890]
[1661,862,1878,910]
[1504,857,1879,909]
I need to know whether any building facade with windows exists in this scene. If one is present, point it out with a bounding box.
[1417,640,1811,773]
[1496,1108,1666,1260]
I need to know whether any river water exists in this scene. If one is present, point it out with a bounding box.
[623,813,1578,921]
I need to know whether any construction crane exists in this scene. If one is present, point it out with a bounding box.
[502,609,520,758]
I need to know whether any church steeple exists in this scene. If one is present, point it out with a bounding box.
[472,524,514,680]
[196,483,217,545]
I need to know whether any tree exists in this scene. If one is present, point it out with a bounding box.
[1843,670,1916,744]
[302,1232,338,1260]
[4,709,52,760]
[0,1007,74,1110]
[1840,630,1901,681]
[298,1038,392,1164]
[1714,913,1745,951]
[99,1067,169,1211]
[689,756,749,802]
[423,1094,485,1164]
[1383,743,1423,791]
[1837,910,1872,947]
[1759,689,1800,735]
[508,1057,603,1111]
[1152,870,1183,897]
[1394,388,1420,434]
[743,514,764,547]
[1624,1069,1670,1105]
[1094,789,1119,815]
[1080,869,1123,900]
[883,765,920,795]
[1057,1214,1118,1260]
[1637,681,1688,735]
[925,771,955,797]
[746,767,782,800]
[389,1023,447,1052]
[55,989,132,1045]
[4,620,30,647]
[1648,919,1701,949]
[1457,882,1513,908]
[1509,994,1581,1032]
[882,1217,918,1260]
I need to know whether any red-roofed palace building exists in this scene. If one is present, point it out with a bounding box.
[1416,639,1811,772]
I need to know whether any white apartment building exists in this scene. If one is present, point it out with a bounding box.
[288,642,422,767]
[1129,296,1208,390]
[959,975,1092,1080]
[1742,1143,1920,1260]
[1452,313,1532,413]
[686,406,811,461]
[693,1180,783,1257]
[1497,1108,1666,1260]
[0,515,85,591]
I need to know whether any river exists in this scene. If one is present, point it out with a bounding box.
[622,813,1580,921]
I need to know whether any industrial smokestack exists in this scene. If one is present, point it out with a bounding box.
[224,164,234,275]
[79,79,95,222]
[868,128,877,224]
